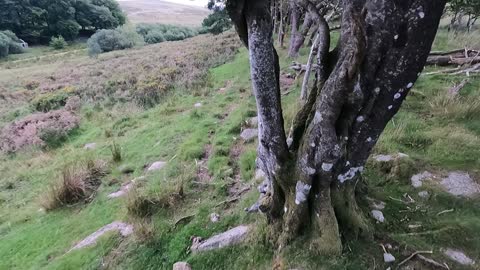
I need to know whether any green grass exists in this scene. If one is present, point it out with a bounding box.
[0,27,479,270]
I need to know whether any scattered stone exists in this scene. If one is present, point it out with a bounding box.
[443,248,475,265]
[194,102,202,108]
[240,129,258,142]
[84,143,97,150]
[191,225,250,252]
[440,172,480,197]
[418,191,430,199]
[173,262,192,270]
[371,210,385,223]
[411,171,433,188]
[147,161,166,172]
[384,253,396,263]
[107,182,134,199]
[210,213,220,223]
[247,117,258,128]
[70,221,133,251]
[119,164,134,174]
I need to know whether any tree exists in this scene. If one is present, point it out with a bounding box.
[202,0,232,35]
[449,0,480,32]
[226,0,447,258]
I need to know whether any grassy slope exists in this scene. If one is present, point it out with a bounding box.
[0,28,479,270]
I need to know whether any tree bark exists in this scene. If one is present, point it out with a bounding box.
[287,0,302,57]
[227,0,447,257]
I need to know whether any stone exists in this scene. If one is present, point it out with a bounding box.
[373,154,394,162]
[443,248,475,265]
[383,253,396,263]
[411,171,433,188]
[173,262,192,270]
[107,182,133,199]
[70,221,133,251]
[210,213,220,223]
[194,102,202,108]
[255,169,266,181]
[84,143,97,150]
[247,117,258,128]
[371,210,385,223]
[440,172,480,197]
[147,161,166,172]
[418,191,430,199]
[240,129,258,142]
[191,225,250,252]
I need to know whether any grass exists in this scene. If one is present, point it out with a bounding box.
[0,26,479,270]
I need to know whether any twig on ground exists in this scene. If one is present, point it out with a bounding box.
[398,250,433,266]
[437,209,454,216]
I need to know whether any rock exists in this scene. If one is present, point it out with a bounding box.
[370,153,414,180]
[147,161,166,172]
[119,165,134,174]
[371,210,385,223]
[411,171,433,188]
[440,171,480,197]
[84,143,97,150]
[173,262,192,270]
[418,191,430,199]
[443,248,475,265]
[70,221,133,251]
[194,102,202,108]
[383,253,396,263]
[191,225,250,252]
[373,154,394,162]
[210,213,220,223]
[367,197,386,210]
[107,182,134,199]
[240,129,258,142]
[255,169,266,181]
[247,117,258,128]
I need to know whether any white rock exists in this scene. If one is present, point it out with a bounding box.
[84,143,97,150]
[411,171,433,188]
[191,225,250,252]
[418,191,430,199]
[373,154,393,162]
[383,253,396,263]
[440,172,480,197]
[210,213,220,223]
[371,210,385,223]
[107,182,134,199]
[194,103,202,108]
[147,161,167,172]
[173,262,192,270]
[70,221,133,251]
[240,129,258,142]
[444,248,475,265]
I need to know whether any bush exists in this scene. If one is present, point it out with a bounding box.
[49,36,68,50]
[0,31,25,58]
[87,26,143,56]
[41,160,108,211]
[135,23,198,44]
[31,88,73,112]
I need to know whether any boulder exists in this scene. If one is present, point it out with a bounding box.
[191,225,250,252]
[371,210,385,223]
[440,172,480,197]
[147,161,166,172]
[84,143,97,150]
[370,153,414,181]
[418,191,430,199]
[194,103,202,108]
[443,248,475,265]
[173,262,192,270]
[383,253,396,263]
[70,221,133,251]
[240,129,258,142]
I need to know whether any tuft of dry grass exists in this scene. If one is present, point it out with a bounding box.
[41,159,108,210]
[429,90,480,120]
[110,141,122,162]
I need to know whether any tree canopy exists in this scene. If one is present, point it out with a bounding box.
[202,0,231,35]
[0,0,126,44]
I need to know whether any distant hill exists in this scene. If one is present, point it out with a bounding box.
[118,0,210,26]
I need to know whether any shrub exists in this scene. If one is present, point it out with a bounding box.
[41,160,108,210]
[0,109,80,153]
[135,23,198,44]
[0,31,25,58]
[30,87,75,112]
[144,30,165,44]
[87,26,143,56]
[49,36,68,50]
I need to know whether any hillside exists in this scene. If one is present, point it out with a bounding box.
[0,26,479,270]
[117,0,210,26]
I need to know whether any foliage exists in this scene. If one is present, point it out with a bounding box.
[0,31,24,58]
[448,0,480,30]
[31,87,74,112]
[49,36,68,50]
[135,23,198,44]
[202,2,232,35]
[0,0,126,44]
[87,26,144,56]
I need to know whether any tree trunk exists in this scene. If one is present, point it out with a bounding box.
[227,0,447,256]
[287,0,302,57]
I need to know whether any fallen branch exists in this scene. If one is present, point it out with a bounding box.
[174,214,195,228]
[417,254,450,269]
[398,250,433,267]
[448,79,469,96]
[437,208,454,216]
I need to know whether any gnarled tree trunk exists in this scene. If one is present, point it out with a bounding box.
[227,0,446,256]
